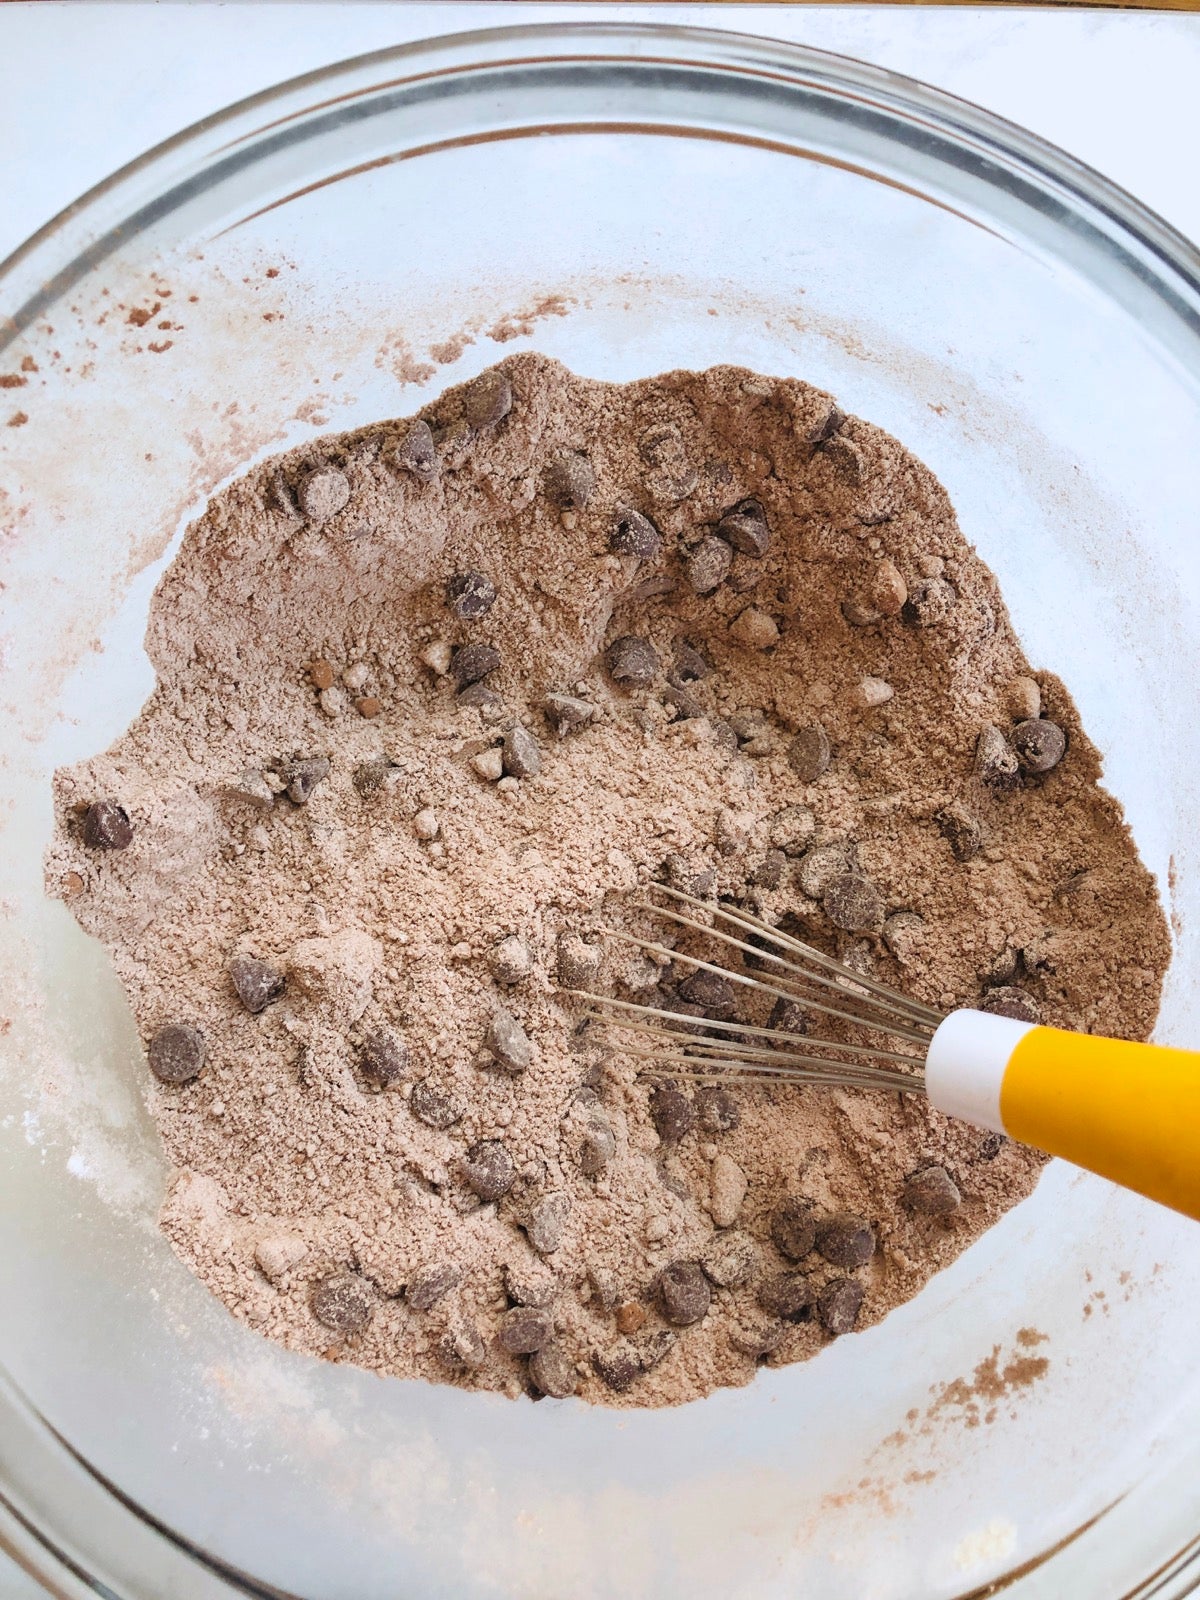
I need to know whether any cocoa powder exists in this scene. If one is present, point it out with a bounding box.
[45,355,1168,1407]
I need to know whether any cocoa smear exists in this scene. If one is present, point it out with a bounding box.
[46,355,1168,1407]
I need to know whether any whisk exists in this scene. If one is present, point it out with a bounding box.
[578,885,1200,1223]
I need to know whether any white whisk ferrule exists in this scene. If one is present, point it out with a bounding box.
[924,1010,1036,1134]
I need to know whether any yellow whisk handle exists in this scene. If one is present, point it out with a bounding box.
[925,1011,1200,1222]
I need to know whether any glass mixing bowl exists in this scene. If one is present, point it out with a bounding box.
[3,22,1200,1600]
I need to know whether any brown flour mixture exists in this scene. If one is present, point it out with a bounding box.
[46,355,1168,1407]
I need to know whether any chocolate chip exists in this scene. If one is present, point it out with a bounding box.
[297,465,351,523]
[582,1264,616,1313]
[664,854,716,897]
[768,996,808,1038]
[148,1024,205,1084]
[353,759,394,797]
[823,872,885,934]
[770,1197,817,1261]
[432,417,472,455]
[649,1081,695,1142]
[409,1079,463,1129]
[310,1272,373,1333]
[652,995,707,1037]
[904,1164,962,1215]
[821,435,866,486]
[450,643,501,691]
[695,1085,740,1133]
[393,419,438,482]
[486,1009,532,1073]
[816,1212,876,1268]
[436,1320,487,1371]
[805,405,845,446]
[608,509,661,559]
[1013,718,1067,774]
[525,1192,571,1255]
[716,501,770,557]
[82,800,133,850]
[869,558,907,618]
[902,576,957,626]
[463,369,512,428]
[577,1114,616,1177]
[700,1229,759,1288]
[639,424,698,504]
[757,1270,814,1322]
[983,945,1021,987]
[529,1341,579,1397]
[498,1306,554,1354]
[979,1132,1005,1160]
[635,1329,677,1370]
[462,1139,515,1202]
[504,1260,558,1307]
[1022,932,1059,977]
[489,935,532,985]
[555,932,601,990]
[729,1317,785,1359]
[229,954,284,1014]
[447,570,497,621]
[664,683,705,721]
[717,810,753,858]
[592,1347,641,1392]
[359,1028,409,1089]
[270,468,302,520]
[605,635,659,687]
[686,535,733,594]
[672,643,711,682]
[407,1261,461,1311]
[730,709,774,758]
[282,756,330,805]
[818,1276,864,1336]
[975,724,1020,792]
[546,452,595,509]
[677,968,736,1016]
[937,804,982,862]
[458,681,505,716]
[709,719,739,752]
[639,422,684,466]
[543,692,597,738]
[656,1261,711,1326]
[797,840,856,898]
[502,724,542,778]
[981,985,1042,1024]
[788,723,831,783]
[881,912,924,966]
[226,769,276,808]
[769,804,816,855]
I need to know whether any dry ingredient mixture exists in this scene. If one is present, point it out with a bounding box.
[47,355,1169,1408]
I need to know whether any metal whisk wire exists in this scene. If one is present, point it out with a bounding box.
[578,884,942,1095]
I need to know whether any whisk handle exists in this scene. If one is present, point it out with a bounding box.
[926,1011,1200,1222]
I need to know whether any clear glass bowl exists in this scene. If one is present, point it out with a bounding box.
[3,22,1200,1600]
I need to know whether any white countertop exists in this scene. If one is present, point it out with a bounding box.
[2,4,1198,1595]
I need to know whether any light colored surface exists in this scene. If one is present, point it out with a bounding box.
[2,6,1199,1596]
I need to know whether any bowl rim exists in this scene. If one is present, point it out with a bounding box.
[2,19,1200,349]
[3,20,1200,1600]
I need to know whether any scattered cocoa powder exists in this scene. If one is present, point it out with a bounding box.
[46,355,1167,1408]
